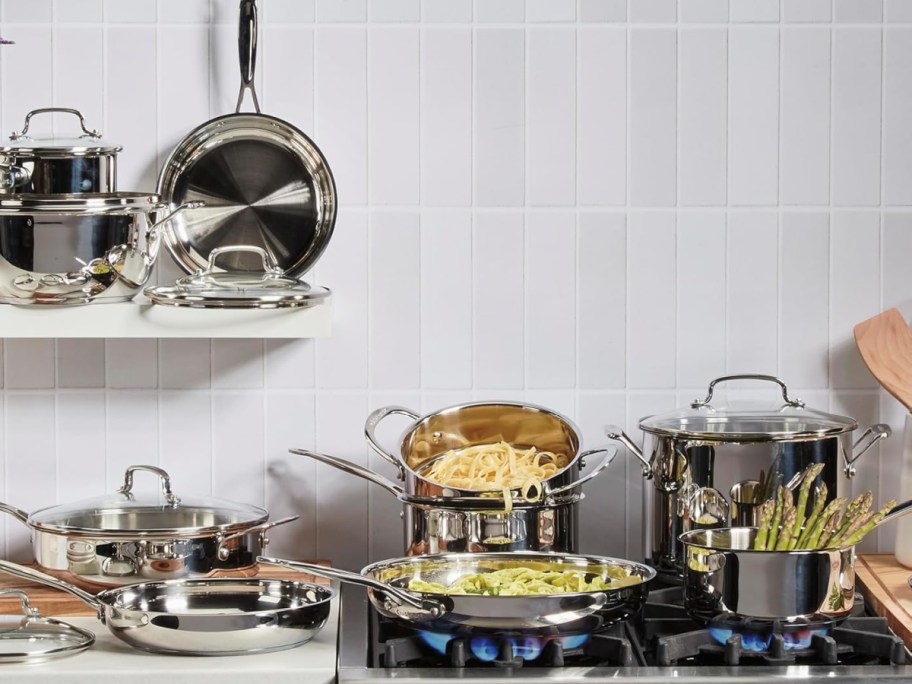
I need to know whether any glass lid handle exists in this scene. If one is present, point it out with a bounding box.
[10,107,102,141]
[691,374,805,409]
[0,589,40,618]
[117,465,181,506]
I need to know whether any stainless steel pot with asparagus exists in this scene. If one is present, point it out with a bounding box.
[680,462,912,623]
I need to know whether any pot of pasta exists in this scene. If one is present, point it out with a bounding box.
[292,402,616,555]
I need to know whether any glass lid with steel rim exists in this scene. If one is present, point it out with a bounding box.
[0,108,121,156]
[27,465,268,535]
[144,245,331,309]
[638,375,859,442]
[0,590,94,663]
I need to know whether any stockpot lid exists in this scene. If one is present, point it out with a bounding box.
[638,375,858,442]
[27,465,268,536]
[0,108,121,157]
[0,590,94,662]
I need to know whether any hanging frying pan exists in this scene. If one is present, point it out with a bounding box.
[156,0,336,277]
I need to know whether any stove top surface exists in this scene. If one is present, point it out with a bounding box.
[336,582,912,682]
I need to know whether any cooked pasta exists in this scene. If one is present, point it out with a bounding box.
[421,441,570,512]
[407,566,640,596]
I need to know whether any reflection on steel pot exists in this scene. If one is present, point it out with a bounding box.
[0,465,297,589]
[680,498,912,623]
[0,108,121,194]
[0,193,202,304]
[290,446,616,555]
[0,561,334,656]
[605,374,891,578]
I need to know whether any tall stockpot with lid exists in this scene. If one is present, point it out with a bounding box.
[604,375,891,578]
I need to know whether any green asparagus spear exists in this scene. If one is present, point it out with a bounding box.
[804,497,847,549]
[795,482,828,549]
[830,512,872,548]
[756,470,766,504]
[765,488,785,550]
[776,508,797,550]
[842,499,897,547]
[790,463,825,548]
[811,508,844,549]
[753,499,775,550]
[831,493,866,541]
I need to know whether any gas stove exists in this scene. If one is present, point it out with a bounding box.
[336,583,912,682]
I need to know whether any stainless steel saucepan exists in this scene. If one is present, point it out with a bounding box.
[0,561,334,656]
[291,447,614,555]
[680,498,912,624]
[0,465,297,589]
[263,552,655,636]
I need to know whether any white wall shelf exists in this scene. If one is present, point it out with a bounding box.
[0,298,332,338]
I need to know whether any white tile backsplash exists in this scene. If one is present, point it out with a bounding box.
[728,26,779,205]
[0,6,908,565]
[629,29,676,207]
[832,27,882,206]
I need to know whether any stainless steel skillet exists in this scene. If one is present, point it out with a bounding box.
[0,561,334,656]
[264,552,655,636]
[156,0,336,277]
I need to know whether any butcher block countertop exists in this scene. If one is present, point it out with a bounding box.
[857,553,912,648]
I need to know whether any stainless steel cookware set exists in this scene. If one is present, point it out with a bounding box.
[0,0,335,308]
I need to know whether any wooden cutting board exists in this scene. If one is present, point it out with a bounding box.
[0,561,330,617]
[856,553,912,648]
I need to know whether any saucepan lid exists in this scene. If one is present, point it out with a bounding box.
[0,108,121,157]
[0,590,94,662]
[144,246,331,309]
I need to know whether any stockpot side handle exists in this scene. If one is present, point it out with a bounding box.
[364,406,420,478]
[0,163,30,190]
[216,515,299,561]
[547,446,617,498]
[845,424,892,478]
[0,501,29,525]
[257,557,446,618]
[0,561,103,613]
[236,0,261,113]
[146,201,206,240]
[117,465,181,506]
[691,374,805,409]
[603,426,652,479]
[289,448,405,497]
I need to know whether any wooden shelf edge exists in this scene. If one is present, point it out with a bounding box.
[0,298,332,339]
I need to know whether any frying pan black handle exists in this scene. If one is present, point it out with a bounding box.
[236,0,261,113]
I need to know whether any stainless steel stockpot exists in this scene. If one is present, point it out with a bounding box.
[605,374,891,578]
[0,465,296,589]
[366,401,610,501]
[0,561,334,656]
[0,108,121,194]
[0,193,200,304]
[291,447,615,555]
[679,498,912,623]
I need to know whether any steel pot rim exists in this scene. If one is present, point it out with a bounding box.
[678,527,852,554]
[0,191,164,213]
[26,512,270,539]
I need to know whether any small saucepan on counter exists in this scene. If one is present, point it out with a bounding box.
[0,561,334,656]
[679,497,912,624]
[263,552,655,636]
[0,465,297,589]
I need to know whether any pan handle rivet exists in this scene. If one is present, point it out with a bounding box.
[140,614,149,625]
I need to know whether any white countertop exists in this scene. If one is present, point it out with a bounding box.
[0,598,338,683]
